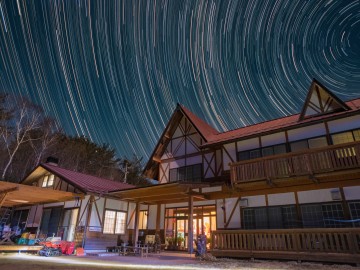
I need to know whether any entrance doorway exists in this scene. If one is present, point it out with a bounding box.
[165,205,216,250]
[40,207,62,237]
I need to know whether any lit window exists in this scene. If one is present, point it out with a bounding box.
[332,132,354,145]
[47,174,54,186]
[103,210,126,234]
[42,174,55,187]
[139,211,148,230]
[353,130,360,141]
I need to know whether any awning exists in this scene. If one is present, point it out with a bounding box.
[110,182,210,204]
[0,181,84,208]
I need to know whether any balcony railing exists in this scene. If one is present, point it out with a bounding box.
[230,141,360,184]
[211,228,360,263]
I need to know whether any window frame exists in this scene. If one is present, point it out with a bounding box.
[331,128,360,145]
[103,209,127,235]
[42,174,55,188]
[290,135,328,153]
[237,143,287,162]
[169,163,202,182]
[242,205,299,229]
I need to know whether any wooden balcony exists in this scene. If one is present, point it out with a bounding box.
[230,141,360,185]
[211,228,360,264]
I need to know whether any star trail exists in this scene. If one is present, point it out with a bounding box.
[0,0,359,159]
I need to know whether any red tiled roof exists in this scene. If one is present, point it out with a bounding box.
[41,163,134,194]
[179,104,219,141]
[202,98,360,146]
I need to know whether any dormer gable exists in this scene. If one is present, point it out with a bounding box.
[299,79,350,121]
[143,104,218,179]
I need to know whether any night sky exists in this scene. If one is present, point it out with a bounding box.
[0,1,359,160]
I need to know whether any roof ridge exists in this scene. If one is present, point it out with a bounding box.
[40,163,134,194]
[178,104,219,140]
[209,97,360,138]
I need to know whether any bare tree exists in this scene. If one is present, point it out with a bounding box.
[0,95,45,180]
[28,118,61,167]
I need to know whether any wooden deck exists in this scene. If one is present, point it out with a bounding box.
[211,228,360,264]
[0,245,43,252]
[230,141,360,184]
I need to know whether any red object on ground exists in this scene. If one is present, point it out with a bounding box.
[76,247,84,256]
[65,242,75,255]
[60,241,68,254]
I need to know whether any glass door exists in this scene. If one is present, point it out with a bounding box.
[176,218,187,249]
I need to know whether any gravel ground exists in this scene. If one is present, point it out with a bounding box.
[0,252,359,270]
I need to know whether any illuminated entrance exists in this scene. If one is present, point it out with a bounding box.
[164,205,216,250]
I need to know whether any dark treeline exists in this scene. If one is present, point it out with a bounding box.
[0,93,148,186]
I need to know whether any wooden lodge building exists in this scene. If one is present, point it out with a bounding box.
[1,79,360,263]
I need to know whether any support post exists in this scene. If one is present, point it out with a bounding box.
[133,201,140,246]
[82,195,94,248]
[156,203,161,234]
[188,195,194,254]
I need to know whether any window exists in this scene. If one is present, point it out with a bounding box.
[238,144,286,161]
[301,204,324,228]
[290,136,328,152]
[242,205,298,229]
[103,210,126,234]
[139,211,148,230]
[290,140,308,152]
[301,203,345,228]
[322,203,345,228]
[262,144,286,157]
[169,164,202,182]
[349,201,360,228]
[42,174,55,187]
[354,130,360,141]
[308,137,328,149]
[332,131,354,145]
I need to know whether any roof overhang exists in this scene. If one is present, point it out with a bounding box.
[110,182,211,205]
[0,181,84,208]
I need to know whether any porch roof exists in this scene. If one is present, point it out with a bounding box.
[0,181,84,208]
[109,182,211,204]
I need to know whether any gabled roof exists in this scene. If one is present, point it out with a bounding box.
[144,81,360,178]
[143,104,218,178]
[202,97,360,147]
[22,163,134,194]
[299,79,351,120]
[179,104,219,141]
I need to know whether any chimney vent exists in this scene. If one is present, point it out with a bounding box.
[46,156,59,166]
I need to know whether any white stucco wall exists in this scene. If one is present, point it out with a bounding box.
[261,132,286,147]
[328,115,360,133]
[242,195,266,207]
[89,197,105,228]
[287,123,326,142]
[223,198,241,229]
[343,186,360,201]
[268,192,296,206]
[297,188,339,204]
[223,143,236,170]
[237,138,260,151]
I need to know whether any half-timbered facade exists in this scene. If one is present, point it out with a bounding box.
[124,79,360,262]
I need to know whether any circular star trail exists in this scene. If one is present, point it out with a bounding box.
[0,0,359,159]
